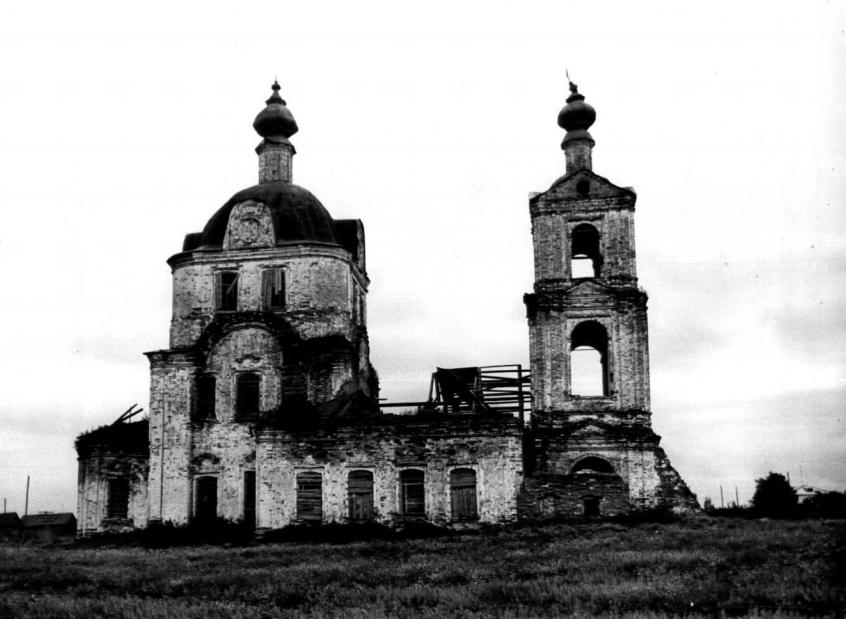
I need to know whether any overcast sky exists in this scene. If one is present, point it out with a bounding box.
[0,1,843,514]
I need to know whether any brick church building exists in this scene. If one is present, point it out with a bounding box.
[76,79,696,534]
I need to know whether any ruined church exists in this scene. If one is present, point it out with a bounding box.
[76,80,696,534]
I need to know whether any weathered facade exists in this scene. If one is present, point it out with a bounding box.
[76,79,695,535]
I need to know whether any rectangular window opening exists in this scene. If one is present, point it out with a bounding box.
[243,471,256,529]
[216,271,239,312]
[195,374,216,420]
[195,476,218,522]
[262,268,286,310]
[236,373,260,419]
[107,478,129,519]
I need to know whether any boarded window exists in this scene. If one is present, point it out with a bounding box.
[262,268,285,310]
[243,471,256,529]
[400,469,425,519]
[296,471,322,522]
[195,374,216,420]
[107,478,129,519]
[236,373,260,418]
[195,476,217,522]
[450,468,478,521]
[216,271,239,311]
[348,470,374,521]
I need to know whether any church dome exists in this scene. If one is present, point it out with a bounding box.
[253,81,298,140]
[183,181,338,251]
[557,82,596,132]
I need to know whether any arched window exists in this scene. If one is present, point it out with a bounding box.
[296,471,322,522]
[400,469,425,519]
[570,321,609,396]
[195,476,217,522]
[571,456,616,475]
[571,224,602,279]
[348,470,374,521]
[236,373,260,418]
[450,468,478,521]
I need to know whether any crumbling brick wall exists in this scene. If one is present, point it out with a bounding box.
[256,415,524,528]
[76,421,149,534]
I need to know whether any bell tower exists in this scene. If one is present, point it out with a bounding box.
[525,80,649,425]
[521,79,696,516]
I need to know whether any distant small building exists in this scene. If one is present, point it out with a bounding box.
[0,512,22,541]
[21,513,77,543]
[795,485,823,504]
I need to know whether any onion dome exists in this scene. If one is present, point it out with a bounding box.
[253,81,299,141]
[557,81,596,132]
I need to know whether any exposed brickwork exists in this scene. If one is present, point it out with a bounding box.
[522,154,696,516]
[76,421,149,534]
[257,416,523,527]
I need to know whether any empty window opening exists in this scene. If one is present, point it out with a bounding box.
[570,321,609,396]
[195,476,218,522]
[262,268,285,310]
[450,468,478,521]
[236,373,260,418]
[296,471,323,522]
[571,348,605,395]
[243,471,256,529]
[216,271,239,311]
[348,470,375,521]
[571,457,615,475]
[400,469,425,519]
[107,478,129,519]
[571,224,602,278]
[583,496,601,518]
[195,374,216,420]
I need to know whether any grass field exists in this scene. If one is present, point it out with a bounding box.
[0,517,843,618]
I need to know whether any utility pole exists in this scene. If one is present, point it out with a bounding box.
[735,487,740,507]
[24,476,30,516]
[720,485,724,508]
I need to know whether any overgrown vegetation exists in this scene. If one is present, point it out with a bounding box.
[752,472,799,518]
[1,518,843,618]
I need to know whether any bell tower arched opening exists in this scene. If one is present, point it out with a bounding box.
[571,223,602,279]
[570,320,609,396]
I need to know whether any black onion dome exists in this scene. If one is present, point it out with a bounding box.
[557,82,596,132]
[189,182,338,250]
[253,81,299,140]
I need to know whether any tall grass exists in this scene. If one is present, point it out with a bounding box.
[0,518,843,618]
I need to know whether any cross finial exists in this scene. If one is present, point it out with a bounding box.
[566,70,579,95]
